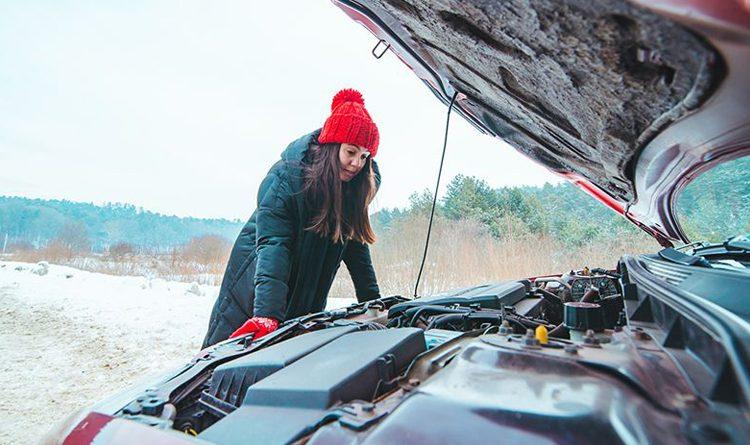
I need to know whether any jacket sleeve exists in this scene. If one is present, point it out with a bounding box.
[343,241,380,303]
[252,170,296,321]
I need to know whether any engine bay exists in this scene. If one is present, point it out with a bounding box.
[96,259,749,445]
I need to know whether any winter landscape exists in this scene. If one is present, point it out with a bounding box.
[7,165,747,442]
[0,259,354,444]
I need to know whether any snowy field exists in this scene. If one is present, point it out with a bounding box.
[0,261,355,445]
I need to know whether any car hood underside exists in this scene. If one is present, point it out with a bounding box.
[334,0,750,244]
[367,0,718,201]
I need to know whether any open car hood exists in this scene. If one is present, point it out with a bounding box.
[332,0,750,246]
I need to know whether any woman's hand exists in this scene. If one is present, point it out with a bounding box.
[229,317,279,340]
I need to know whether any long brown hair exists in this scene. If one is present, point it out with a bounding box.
[302,143,376,244]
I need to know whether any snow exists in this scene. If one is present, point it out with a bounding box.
[0,261,355,445]
[31,261,49,276]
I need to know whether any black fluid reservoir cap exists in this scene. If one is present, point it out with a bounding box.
[564,302,604,332]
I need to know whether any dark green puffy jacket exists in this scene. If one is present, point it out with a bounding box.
[202,130,380,347]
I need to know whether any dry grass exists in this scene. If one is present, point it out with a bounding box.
[329,216,657,298]
[10,217,658,294]
[10,235,232,285]
[12,240,77,264]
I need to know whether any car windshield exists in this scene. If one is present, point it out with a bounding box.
[675,155,750,243]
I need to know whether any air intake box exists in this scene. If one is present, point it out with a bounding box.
[199,328,426,445]
[201,325,359,416]
[389,281,529,317]
[243,328,425,409]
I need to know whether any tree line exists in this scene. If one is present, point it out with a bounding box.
[373,175,649,247]
[0,197,243,252]
[374,158,748,246]
[2,158,746,257]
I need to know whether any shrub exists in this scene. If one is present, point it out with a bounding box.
[179,235,231,265]
[108,242,136,260]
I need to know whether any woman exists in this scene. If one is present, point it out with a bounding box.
[202,89,382,347]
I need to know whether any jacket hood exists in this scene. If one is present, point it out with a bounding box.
[332,0,750,245]
[280,129,322,163]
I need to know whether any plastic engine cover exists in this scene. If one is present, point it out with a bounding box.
[243,327,425,409]
[199,328,426,444]
[201,325,360,416]
[388,281,528,317]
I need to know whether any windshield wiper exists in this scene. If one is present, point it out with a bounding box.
[691,235,750,256]
[675,241,709,252]
[658,247,712,268]
[725,237,750,252]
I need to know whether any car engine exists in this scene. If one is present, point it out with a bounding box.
[66,256,749,445]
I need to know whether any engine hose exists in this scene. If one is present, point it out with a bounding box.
[386,317,402,328]
[426,313,467,330]
[365,300,386,311]
[535,288,564,307]
[406,305,471,327]
[506,317,528,332]
[401,304,467,319]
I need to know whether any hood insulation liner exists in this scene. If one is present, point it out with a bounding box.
[367,0,720,200]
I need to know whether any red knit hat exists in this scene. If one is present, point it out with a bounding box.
[318,89,380,157]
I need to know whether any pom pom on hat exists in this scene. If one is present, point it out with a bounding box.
[319,88,380,157]
[331,88,364,111]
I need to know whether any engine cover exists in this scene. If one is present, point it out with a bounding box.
[199,328,426,445]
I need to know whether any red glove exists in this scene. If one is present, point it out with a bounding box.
[229,317,279,340]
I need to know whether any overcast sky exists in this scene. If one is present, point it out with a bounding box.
[0,1,560,220]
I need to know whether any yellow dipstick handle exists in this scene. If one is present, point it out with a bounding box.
[535,325,549,345]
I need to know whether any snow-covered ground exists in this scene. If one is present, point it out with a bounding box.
[0,261,355,445]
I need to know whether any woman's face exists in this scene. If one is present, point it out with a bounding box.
[338,143,370,182]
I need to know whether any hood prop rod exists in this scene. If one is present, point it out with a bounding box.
[413,91,459,298]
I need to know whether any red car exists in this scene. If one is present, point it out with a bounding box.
[46,1,749,444]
